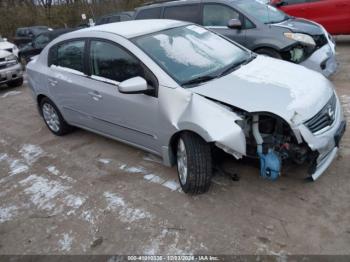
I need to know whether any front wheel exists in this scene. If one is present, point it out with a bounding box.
[176,132,212,194]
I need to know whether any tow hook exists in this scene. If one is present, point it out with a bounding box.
[252,115,281,181]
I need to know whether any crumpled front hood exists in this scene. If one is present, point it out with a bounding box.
[191,56,334,125]
[272,18,324,35]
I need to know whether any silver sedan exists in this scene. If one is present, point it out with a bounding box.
[27,20,346,194]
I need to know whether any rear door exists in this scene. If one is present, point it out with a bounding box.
[47,39,94,128]
[202,3,247,46]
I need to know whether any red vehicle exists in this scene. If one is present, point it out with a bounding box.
[270,0,350,35]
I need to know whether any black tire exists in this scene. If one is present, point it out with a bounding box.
[40,97,73,136]
[176,132,212,194]
[255,48,282,59]
[7,77,23,88]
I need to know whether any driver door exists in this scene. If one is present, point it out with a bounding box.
[82,39,160,152]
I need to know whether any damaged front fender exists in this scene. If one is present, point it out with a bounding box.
[159,86,246,166]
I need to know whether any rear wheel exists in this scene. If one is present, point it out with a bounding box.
[7,77,23,88]
[40,97,73,136]
[176,132,212,194]
[255,48,282,59]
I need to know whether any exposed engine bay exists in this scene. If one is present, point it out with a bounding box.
[229,106,318,180]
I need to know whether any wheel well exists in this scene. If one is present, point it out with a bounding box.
[169,130,209,166]
[37,94,46,106]
[36,94,47,115]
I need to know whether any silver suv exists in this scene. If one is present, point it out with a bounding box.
[27,20,345,194]
[0,50,23,88]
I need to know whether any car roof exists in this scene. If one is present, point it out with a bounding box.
[79,19,189,38]
[137,0,253,9]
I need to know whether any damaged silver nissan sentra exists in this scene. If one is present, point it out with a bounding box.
[26,20,346,194]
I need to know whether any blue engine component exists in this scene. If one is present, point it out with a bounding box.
[258,150,281,181]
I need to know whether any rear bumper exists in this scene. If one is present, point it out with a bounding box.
[301,43,338,77]
[0,63,23,84]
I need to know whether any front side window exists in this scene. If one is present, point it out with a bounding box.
[56,40,85,72]
[134,25,250,86]
[163,5,201,23]
[237,1,289,24]
[203,4,240,26]
[89,40,153,84]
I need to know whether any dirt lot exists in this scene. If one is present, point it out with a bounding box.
[0,37,349,256]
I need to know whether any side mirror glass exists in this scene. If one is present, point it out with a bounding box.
[118,76,149,94]
[227,19,242,29]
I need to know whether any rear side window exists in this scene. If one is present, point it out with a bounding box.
[52,40,85,72]
[135,8,162,19]
[203,4,240,26]
[163,5,201,23]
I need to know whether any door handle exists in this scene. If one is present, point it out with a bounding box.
[48,78,58,86]
[88,91,103,100]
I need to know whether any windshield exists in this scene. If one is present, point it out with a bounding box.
[134,25,250,86]
[237,1,289,24]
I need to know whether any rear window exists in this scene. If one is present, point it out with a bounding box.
[135,7,162,19]
[163,5,201,23]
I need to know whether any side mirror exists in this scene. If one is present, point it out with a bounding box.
[118,76,149,94]
[3,38,7,41]
[227,19,242,30]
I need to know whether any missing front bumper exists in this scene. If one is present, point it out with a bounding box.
[310,121,346,181]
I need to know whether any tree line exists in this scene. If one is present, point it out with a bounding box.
[0,0,149,39]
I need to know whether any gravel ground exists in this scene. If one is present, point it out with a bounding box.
[0,36,349,256]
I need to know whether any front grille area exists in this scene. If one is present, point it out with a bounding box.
[313,34,328,49]
[305,94,337,133]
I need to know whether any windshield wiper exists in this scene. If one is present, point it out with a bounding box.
[218,54,257,78]
[182,75,218,87]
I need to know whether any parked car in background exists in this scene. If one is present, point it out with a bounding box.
[95,11,134,25]
[19,28,76,64]
[0,36,19,57]
[270,0,350,35]
[27,20,345,194]
[14,26,51,48]
[0,50,23,87]
[134,0,337,77]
